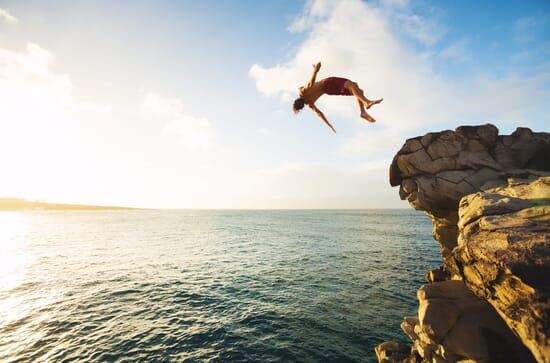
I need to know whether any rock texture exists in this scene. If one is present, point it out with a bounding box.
[402,280,535,363]
[448,177,550,362]
[375,340,411,363]
[389,124,550,257]
[379,125,550,363]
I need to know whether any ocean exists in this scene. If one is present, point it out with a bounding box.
[0,210,440,362]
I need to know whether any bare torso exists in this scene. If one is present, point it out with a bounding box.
[296,62,383,132]
[299,80,325,105]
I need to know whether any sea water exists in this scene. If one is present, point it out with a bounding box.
[0,210,440,362]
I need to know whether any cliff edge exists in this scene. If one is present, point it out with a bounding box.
[379,124,549,363]
[389,124,549,257]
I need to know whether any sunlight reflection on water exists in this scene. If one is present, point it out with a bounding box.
[0,212,32,290]
[0,210,440,362]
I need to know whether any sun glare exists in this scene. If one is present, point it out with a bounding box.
[0,212,30,291]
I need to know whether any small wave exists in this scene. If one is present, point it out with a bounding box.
[0,210,438,362]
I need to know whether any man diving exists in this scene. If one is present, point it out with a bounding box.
[293,61,383,133]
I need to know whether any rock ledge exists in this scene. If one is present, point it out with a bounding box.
[379,125,550,363]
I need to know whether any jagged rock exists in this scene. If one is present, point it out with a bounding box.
[448,177,550,362]
[401,316,420,341]
[374,341,411,363]
[426,267,448,283]
[397,280,536,363]
[384,125,550,363]
[389,124,550,257]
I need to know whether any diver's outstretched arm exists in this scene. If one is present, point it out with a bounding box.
[309,104,335,133]
[307,62,322,87]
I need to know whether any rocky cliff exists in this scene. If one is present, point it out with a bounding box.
[389,124,549,257]
[378,124,550,363]
[448,177,550,362]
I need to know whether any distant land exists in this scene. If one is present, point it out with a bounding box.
[0,198,138,211]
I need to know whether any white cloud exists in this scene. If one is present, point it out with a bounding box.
[249,0,451,158]
[248,0,550,219]
[0,43,221,205]
[396,13,446,46]
[142,92,215,151]
[250,0,550,156]
[0,44,71,108]
[0,43,117,202]
[288,0,337,33]
[250,0,445,132]
[0,43,74,147]
[0,7,18,24]
[0,43,110,129]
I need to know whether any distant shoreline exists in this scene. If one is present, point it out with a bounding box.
[0,198,412,211]
[0,198,139,211]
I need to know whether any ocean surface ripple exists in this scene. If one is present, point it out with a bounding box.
[0,210,440,362]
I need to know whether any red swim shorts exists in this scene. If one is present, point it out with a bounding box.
[323,77,352,96]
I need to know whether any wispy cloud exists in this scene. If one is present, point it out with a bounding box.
[439,39,470,62]
[0,43,73,129]
[512,13,549,44]
[250,0,550,155]
[0,43,117,201]
[397,13,446,46]
[288,0,337,33]
[142,92,216,151]
[379,0,409,9]
[0,43,220,205]
[0,7,19,24]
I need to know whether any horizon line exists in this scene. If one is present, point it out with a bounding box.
[0,197,410,211]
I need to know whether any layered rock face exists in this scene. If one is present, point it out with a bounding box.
[379,125,550,363]
[401,280,534,362]
[389,124,550,257]
[449,177,550,362]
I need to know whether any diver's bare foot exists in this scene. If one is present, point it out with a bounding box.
[361,112,376,123]
[366,98,383,109]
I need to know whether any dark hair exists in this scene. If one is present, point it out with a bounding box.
[293,97,305,114]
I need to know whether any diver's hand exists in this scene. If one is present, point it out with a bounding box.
[313,62,321,71]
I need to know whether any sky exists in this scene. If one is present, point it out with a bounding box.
[0,0,548,209]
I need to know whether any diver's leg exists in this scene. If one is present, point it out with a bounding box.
[367,97,383,109]
[346,81,383,109]
[345,81,376,122]
[357,97,366,116]
[357,99,375,122]
[360,109,376,123]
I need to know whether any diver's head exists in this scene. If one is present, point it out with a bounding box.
[293,97,305,114]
